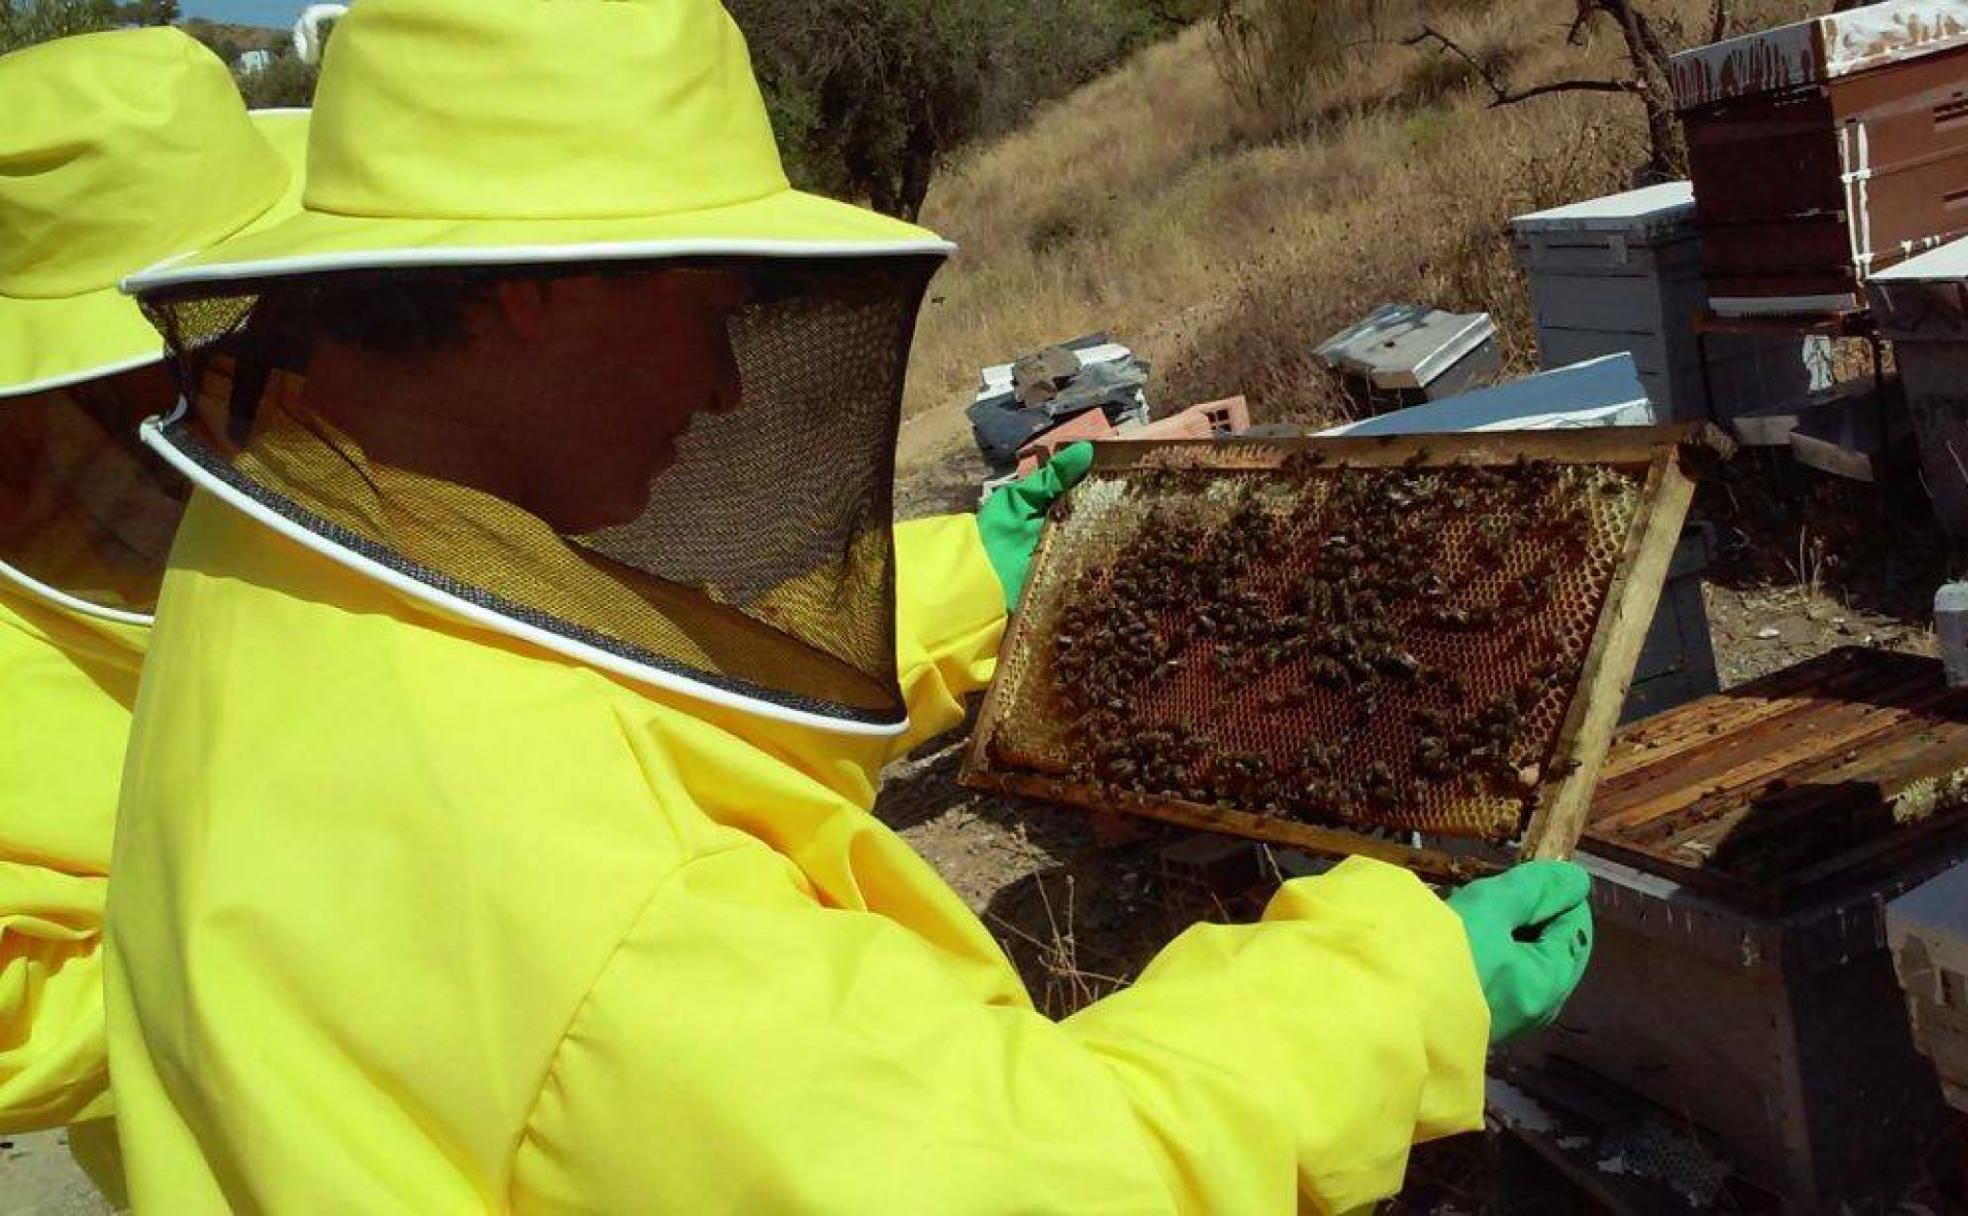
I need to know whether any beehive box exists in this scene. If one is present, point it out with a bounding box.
[1311,304,1500,411]
[1535,850,1963,1207]
[1516,648,1968,1206]
[1670,0,1968,315]
[1619,524,1719,724]
[1512,182,1830,423]
[962,428,1709,879]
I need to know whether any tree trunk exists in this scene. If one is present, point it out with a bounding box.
[1601,0,1686,179]
[897,120,938,223]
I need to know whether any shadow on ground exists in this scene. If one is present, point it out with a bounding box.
[1695,453,1961,630]
[873,719,1190,1019]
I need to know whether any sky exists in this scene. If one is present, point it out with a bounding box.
[179,0,301,28]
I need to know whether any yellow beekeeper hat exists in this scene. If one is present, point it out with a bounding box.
[121,0,954,298]
[0,28,309,397]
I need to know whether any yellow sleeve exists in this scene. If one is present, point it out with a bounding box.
[512,855,1488,1214]
[0,868,111,1131]
[890,514,1005,753]
[0,593,140,1132]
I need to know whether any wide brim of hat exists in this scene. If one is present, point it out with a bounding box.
[123,185,958,297]
[0,108,312,399]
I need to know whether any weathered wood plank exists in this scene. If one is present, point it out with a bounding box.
[1582,646,1968,905]
[1523,451,1694,861]
[1596,649,1885,780]
[1592,656,1943,827]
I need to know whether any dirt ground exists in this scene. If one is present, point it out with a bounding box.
[0,1131,112,1216]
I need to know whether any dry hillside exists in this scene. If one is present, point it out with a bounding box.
[894,0,1825,509]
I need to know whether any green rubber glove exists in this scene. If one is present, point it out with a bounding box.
[977,442,1096,611]
[1447,860,1595,1044]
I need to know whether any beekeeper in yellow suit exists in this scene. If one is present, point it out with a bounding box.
[0,25,308,1183]
[108,1,1591,1210]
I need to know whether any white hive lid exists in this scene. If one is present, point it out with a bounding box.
[1511,182,1696,241]
[1870,234,1968,283]
[1313,303,1496,390]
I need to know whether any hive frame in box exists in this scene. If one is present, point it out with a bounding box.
[1586,647,1968,912]
[960,426,1713,882]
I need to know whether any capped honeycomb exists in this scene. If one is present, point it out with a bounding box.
[971,439,1664,848]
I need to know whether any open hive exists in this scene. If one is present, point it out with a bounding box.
[1587,646,1968,910]
[962,428,1709,880]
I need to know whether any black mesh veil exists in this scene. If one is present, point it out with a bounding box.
[137,254,943,730]
[0,377,187,621]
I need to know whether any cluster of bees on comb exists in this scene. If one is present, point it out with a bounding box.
[1042,452,1626,836]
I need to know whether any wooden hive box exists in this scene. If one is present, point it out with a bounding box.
[1670,0,1968,316]
[1518,647,1968,1206]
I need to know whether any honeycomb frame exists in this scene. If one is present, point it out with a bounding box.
[961,426,1708,881]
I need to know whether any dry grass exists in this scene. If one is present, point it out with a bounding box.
[986,874,1133,1016]
[901,0,1822,436]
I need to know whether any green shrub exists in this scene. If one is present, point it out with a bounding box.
[0,0,177,53]
[235,51,318,109]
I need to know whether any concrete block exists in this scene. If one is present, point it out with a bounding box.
[1887,862,1968,1112]
[1936,582,1968,689]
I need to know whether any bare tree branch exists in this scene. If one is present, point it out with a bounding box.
[1404,24,1641,107]
[1495,77,1646,104]
[1708,0,1731,43]
[1619,1,1677,80]
[1595,0,1683,177]
[1409,0,1687,180]
[1566,0,1594,45]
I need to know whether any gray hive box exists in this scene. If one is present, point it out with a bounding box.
[1510,647,1968,1206]
[1539,846,1965,1207]
[1512,182,1830,427]
[1311,303,1499,410]
[1870,236,1968,537]
[1621,524,1718,723]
